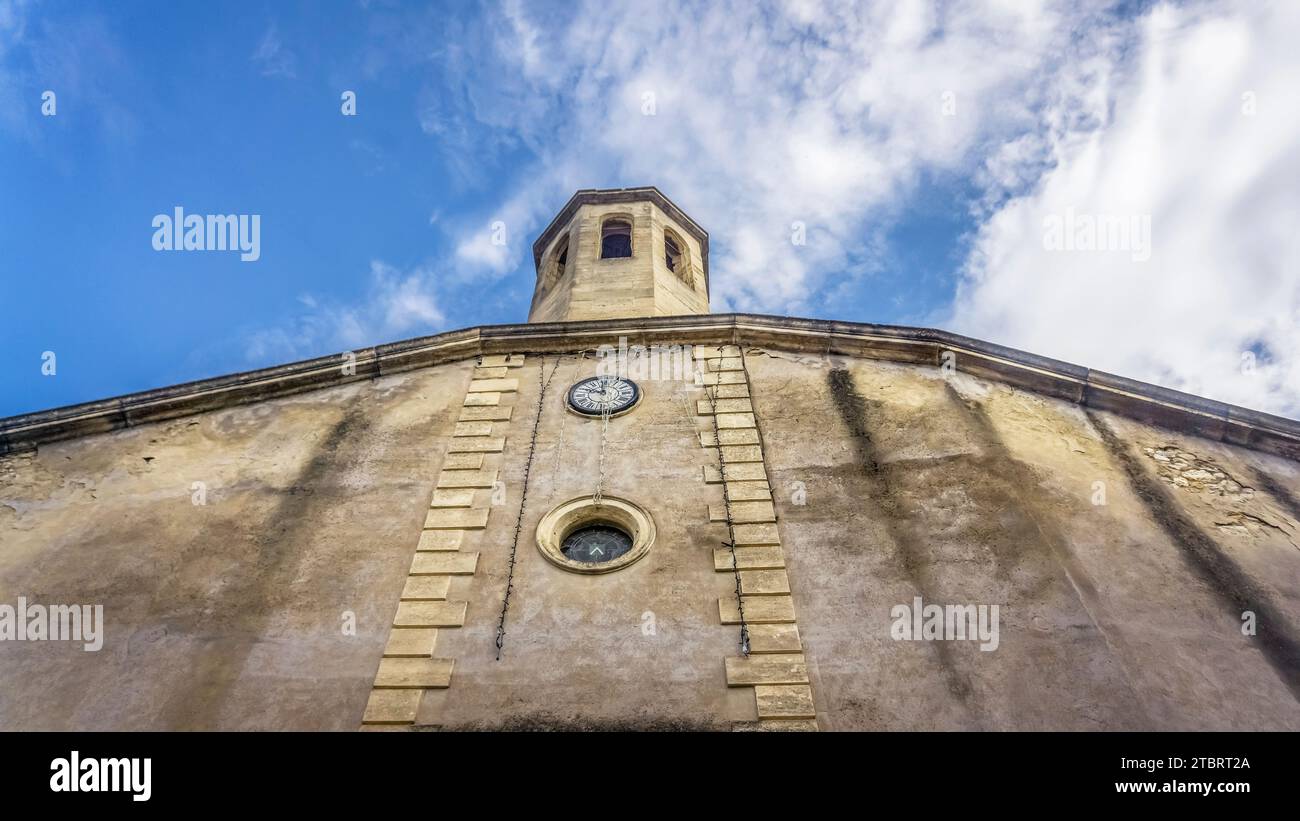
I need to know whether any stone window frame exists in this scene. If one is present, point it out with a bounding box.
[535,494,656,575]
[598,214,635,261]
[542,230,571,292]
[662,226,691,287]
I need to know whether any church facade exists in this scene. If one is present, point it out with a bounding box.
[2,187,1298,730]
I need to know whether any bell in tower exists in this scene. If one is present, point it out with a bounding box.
[528,187,710,323]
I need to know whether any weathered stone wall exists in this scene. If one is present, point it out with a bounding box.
[2,344,1297,730]
[748,348,1300,730]
[0,364,470,729]
[413,352,744,729]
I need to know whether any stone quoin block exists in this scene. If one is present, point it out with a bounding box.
[374,657,455,689]
[722,481,772,501]
[416,530,464,552]
[719,445,763,464]
[715,413,757,429]
[699,428,760,447]
[410,551,479,576]
[459,406,513,422]
[437,469,498,489]
[400,576,451,601]
[709,500,776,524]
[724,654,809,687]
[754,685,816,720]
[423,508,490,530]
[394,600,467,628]
[703,463,767,484]
[447,437,505,454]
[361,689,422,725]
[731,523,781,546]
[699,371,747,386]
[713,544,785,571]
[429,489,475,508]
[738,568,791,596]
[697,398,754,415]
[746,624,803,654]
[467,378,519,393]
[383,628,438,658]
[463,392,501,406]
[718,595,796,624]
[453,421,494,437]
[441,452,485,470]
[713,383,750,398]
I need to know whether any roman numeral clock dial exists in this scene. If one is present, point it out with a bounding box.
[566,376,640,416]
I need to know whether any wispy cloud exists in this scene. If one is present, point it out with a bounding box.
[0,5,138,143]
[420,0,1299,416]
[252,22,297,79]
[430,1,1092,312]
[243,260,446,363]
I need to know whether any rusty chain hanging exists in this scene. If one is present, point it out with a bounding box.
[494,354,562,661]
[592,384,613,507]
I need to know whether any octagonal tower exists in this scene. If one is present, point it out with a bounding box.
[528,187,710,322]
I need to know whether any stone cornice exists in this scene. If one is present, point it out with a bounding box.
[3,314,1297,461]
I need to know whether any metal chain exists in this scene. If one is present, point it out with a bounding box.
[593,390,612,507]
[494,355,562,661]
[707,379,750,657]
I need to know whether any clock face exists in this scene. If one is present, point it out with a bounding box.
[567,376,639,416]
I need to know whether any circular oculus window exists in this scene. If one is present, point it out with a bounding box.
[561,524,633,564]
[566,376,640,417]
[535,495,656,574]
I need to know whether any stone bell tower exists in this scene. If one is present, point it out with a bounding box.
[528,187,710,322]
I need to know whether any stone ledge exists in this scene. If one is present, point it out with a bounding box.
[4,314,1296,460]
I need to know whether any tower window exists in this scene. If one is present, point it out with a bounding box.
[664,231,682,273]
[663,228,690,284]
[600,219,632,259]
[553,238,568,281]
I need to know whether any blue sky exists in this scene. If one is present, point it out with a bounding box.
[2,0,1297,419]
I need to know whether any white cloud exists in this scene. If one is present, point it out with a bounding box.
[252,23,297,79]
[424,0,1298,416]
[244,260,446,363]
[949,1,1300,417]
[436,0,1093,314]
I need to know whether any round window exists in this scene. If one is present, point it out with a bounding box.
[561,523,633,565]
[535,495,656,574]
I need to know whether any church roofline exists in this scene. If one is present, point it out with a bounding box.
[3,313,1297,461]
[531,186,711,296]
